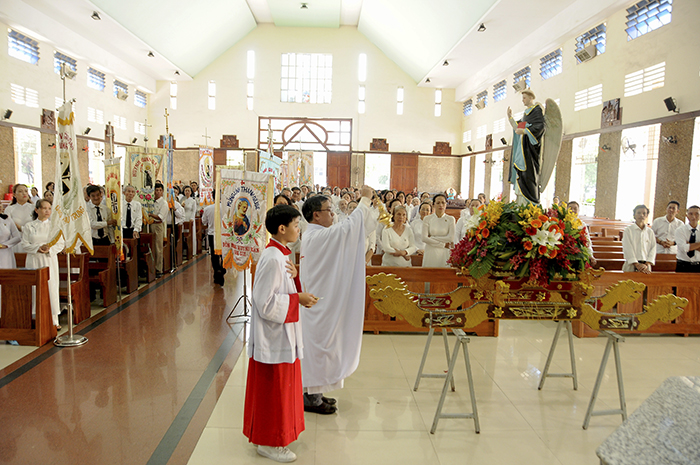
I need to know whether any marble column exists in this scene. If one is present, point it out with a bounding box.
[595,131,622,219]
[654,118,695,218]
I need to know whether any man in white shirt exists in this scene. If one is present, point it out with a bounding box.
[148,183,168,277]
[299,185,376,414]
[201,195,226,285]
[651,200,684,255]
[674,205,700,273]
[622,204,656,273]
[86,185,115,246]
[122,185,142,239]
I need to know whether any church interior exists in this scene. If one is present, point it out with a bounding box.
[1,0,700,463]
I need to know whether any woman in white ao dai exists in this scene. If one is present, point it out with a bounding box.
[381,206,417,267]
[422,194,455,268]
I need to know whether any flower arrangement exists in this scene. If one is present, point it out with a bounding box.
[448,201,592,285]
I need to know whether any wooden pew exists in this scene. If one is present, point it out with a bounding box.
[58,253,90,324]
[14,253,90,325]
[364,266,498,336]
[595,259,676,272]
[370,253,423,267]
[0,267,56,346]
[138,233,156,283]
[195,217,205,255]
[86,244,117,307]
[120,238,139,294]
[573,271,700,337]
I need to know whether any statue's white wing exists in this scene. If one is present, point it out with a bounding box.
[539,98,563,193]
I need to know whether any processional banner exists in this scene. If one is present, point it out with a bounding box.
[199,147,214,207]
[161,134,175,209]
[126,149,164,224]
[258,151,282,195]
[104,157,123,259]
[49,101,93,253]
[287,151,314,187]
[214,168,272,271]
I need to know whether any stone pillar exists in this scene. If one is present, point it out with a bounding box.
[0,126,16,196]
[555,139,573,203]
[595,131,622,219]
[654,118,695,218]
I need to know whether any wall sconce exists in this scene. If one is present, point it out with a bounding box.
[2,109,12,120]
[83,127,91,135]
[664,97,679,113]
[500,137,507,145]
[48,142,56,148]
[91,11,101,20]
[132,137,138,144]
[664,136,678,144]
[467,145,472,152]
[601,144,611,151]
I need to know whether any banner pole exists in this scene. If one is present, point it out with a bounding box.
[54,251,88,347]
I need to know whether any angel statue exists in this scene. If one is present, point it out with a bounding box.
[506,89,562,205]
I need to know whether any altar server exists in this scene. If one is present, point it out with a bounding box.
[22,199,65,328]
[243,205,318,463]
[422,193,455,267]
[299,185,376,414]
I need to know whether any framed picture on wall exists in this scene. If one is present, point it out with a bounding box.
[601,98,622,128]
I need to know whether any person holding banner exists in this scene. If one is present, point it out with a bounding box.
[149,183,168,278]
[122,185,142,239]
[22,199,65,329]
[299,185,376,414]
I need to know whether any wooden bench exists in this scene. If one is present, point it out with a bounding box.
[14,252,91,325]
[370,253,423,267]
[138,233,156,283]
[195,217,205,255]
[364,266,498,336]
[120,238,139,294]
[573,271,700,337]
[86,245,117,307]
[0,267,56,346]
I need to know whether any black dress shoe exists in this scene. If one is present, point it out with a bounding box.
[304,401,337,415]
[322,396,337,405]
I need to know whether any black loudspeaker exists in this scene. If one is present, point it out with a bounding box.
[500,138,507,145]
[664,97,677,112]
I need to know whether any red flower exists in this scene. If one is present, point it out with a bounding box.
[525,226,537,236]
[523,241,533,251]
[479,220,487,229]
[547,249,557,259]
[538,245,547,255]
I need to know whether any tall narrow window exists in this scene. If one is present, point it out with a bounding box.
[364,153,391,190]
[87,67,106,91]
[570,134,599,216]
[489,150,504,200]
[540,49,563,80]
[13,128,42,189]
[247,50,255,111]
[169,81,177,110]
[686,117,700,207]
[358,85,366,114]
[615,124,661,220]
[473,153,485,196]
[208,80,216,110]
[8,29,39,65]
[396,87,404,115]
[358,53,367,82]
[88,140,105,185]
[434,89,442,117]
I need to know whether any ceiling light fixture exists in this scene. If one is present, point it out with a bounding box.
[91,11,101,20]
[148,51,154,58]
[301,3,308,9]
[443,60,449,66]
[174,71,180,76]
[478,23,486,32]
[425,78,431,83]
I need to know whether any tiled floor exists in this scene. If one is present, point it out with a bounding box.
[188,321,700,465]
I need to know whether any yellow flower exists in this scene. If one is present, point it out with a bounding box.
[484,201,503,227]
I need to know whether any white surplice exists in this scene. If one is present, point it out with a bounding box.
[299,197,376,394]
[21,218,65,325]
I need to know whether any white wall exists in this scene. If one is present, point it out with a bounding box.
[0,19,149,144]
[460,1,700,151]
[148,25,462,154]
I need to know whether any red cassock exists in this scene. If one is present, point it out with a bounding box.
[242,239,305,447]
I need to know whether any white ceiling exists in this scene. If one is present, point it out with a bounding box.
[0,0,634,99]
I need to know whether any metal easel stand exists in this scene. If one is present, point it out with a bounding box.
[582,331,627,430]
[430,329,480,434]
[54,253,88,347]
[227,267,251,321]
[414,326,455,392]
[539,320,578,390]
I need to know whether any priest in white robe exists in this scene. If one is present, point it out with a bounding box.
[299,185,376,414]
